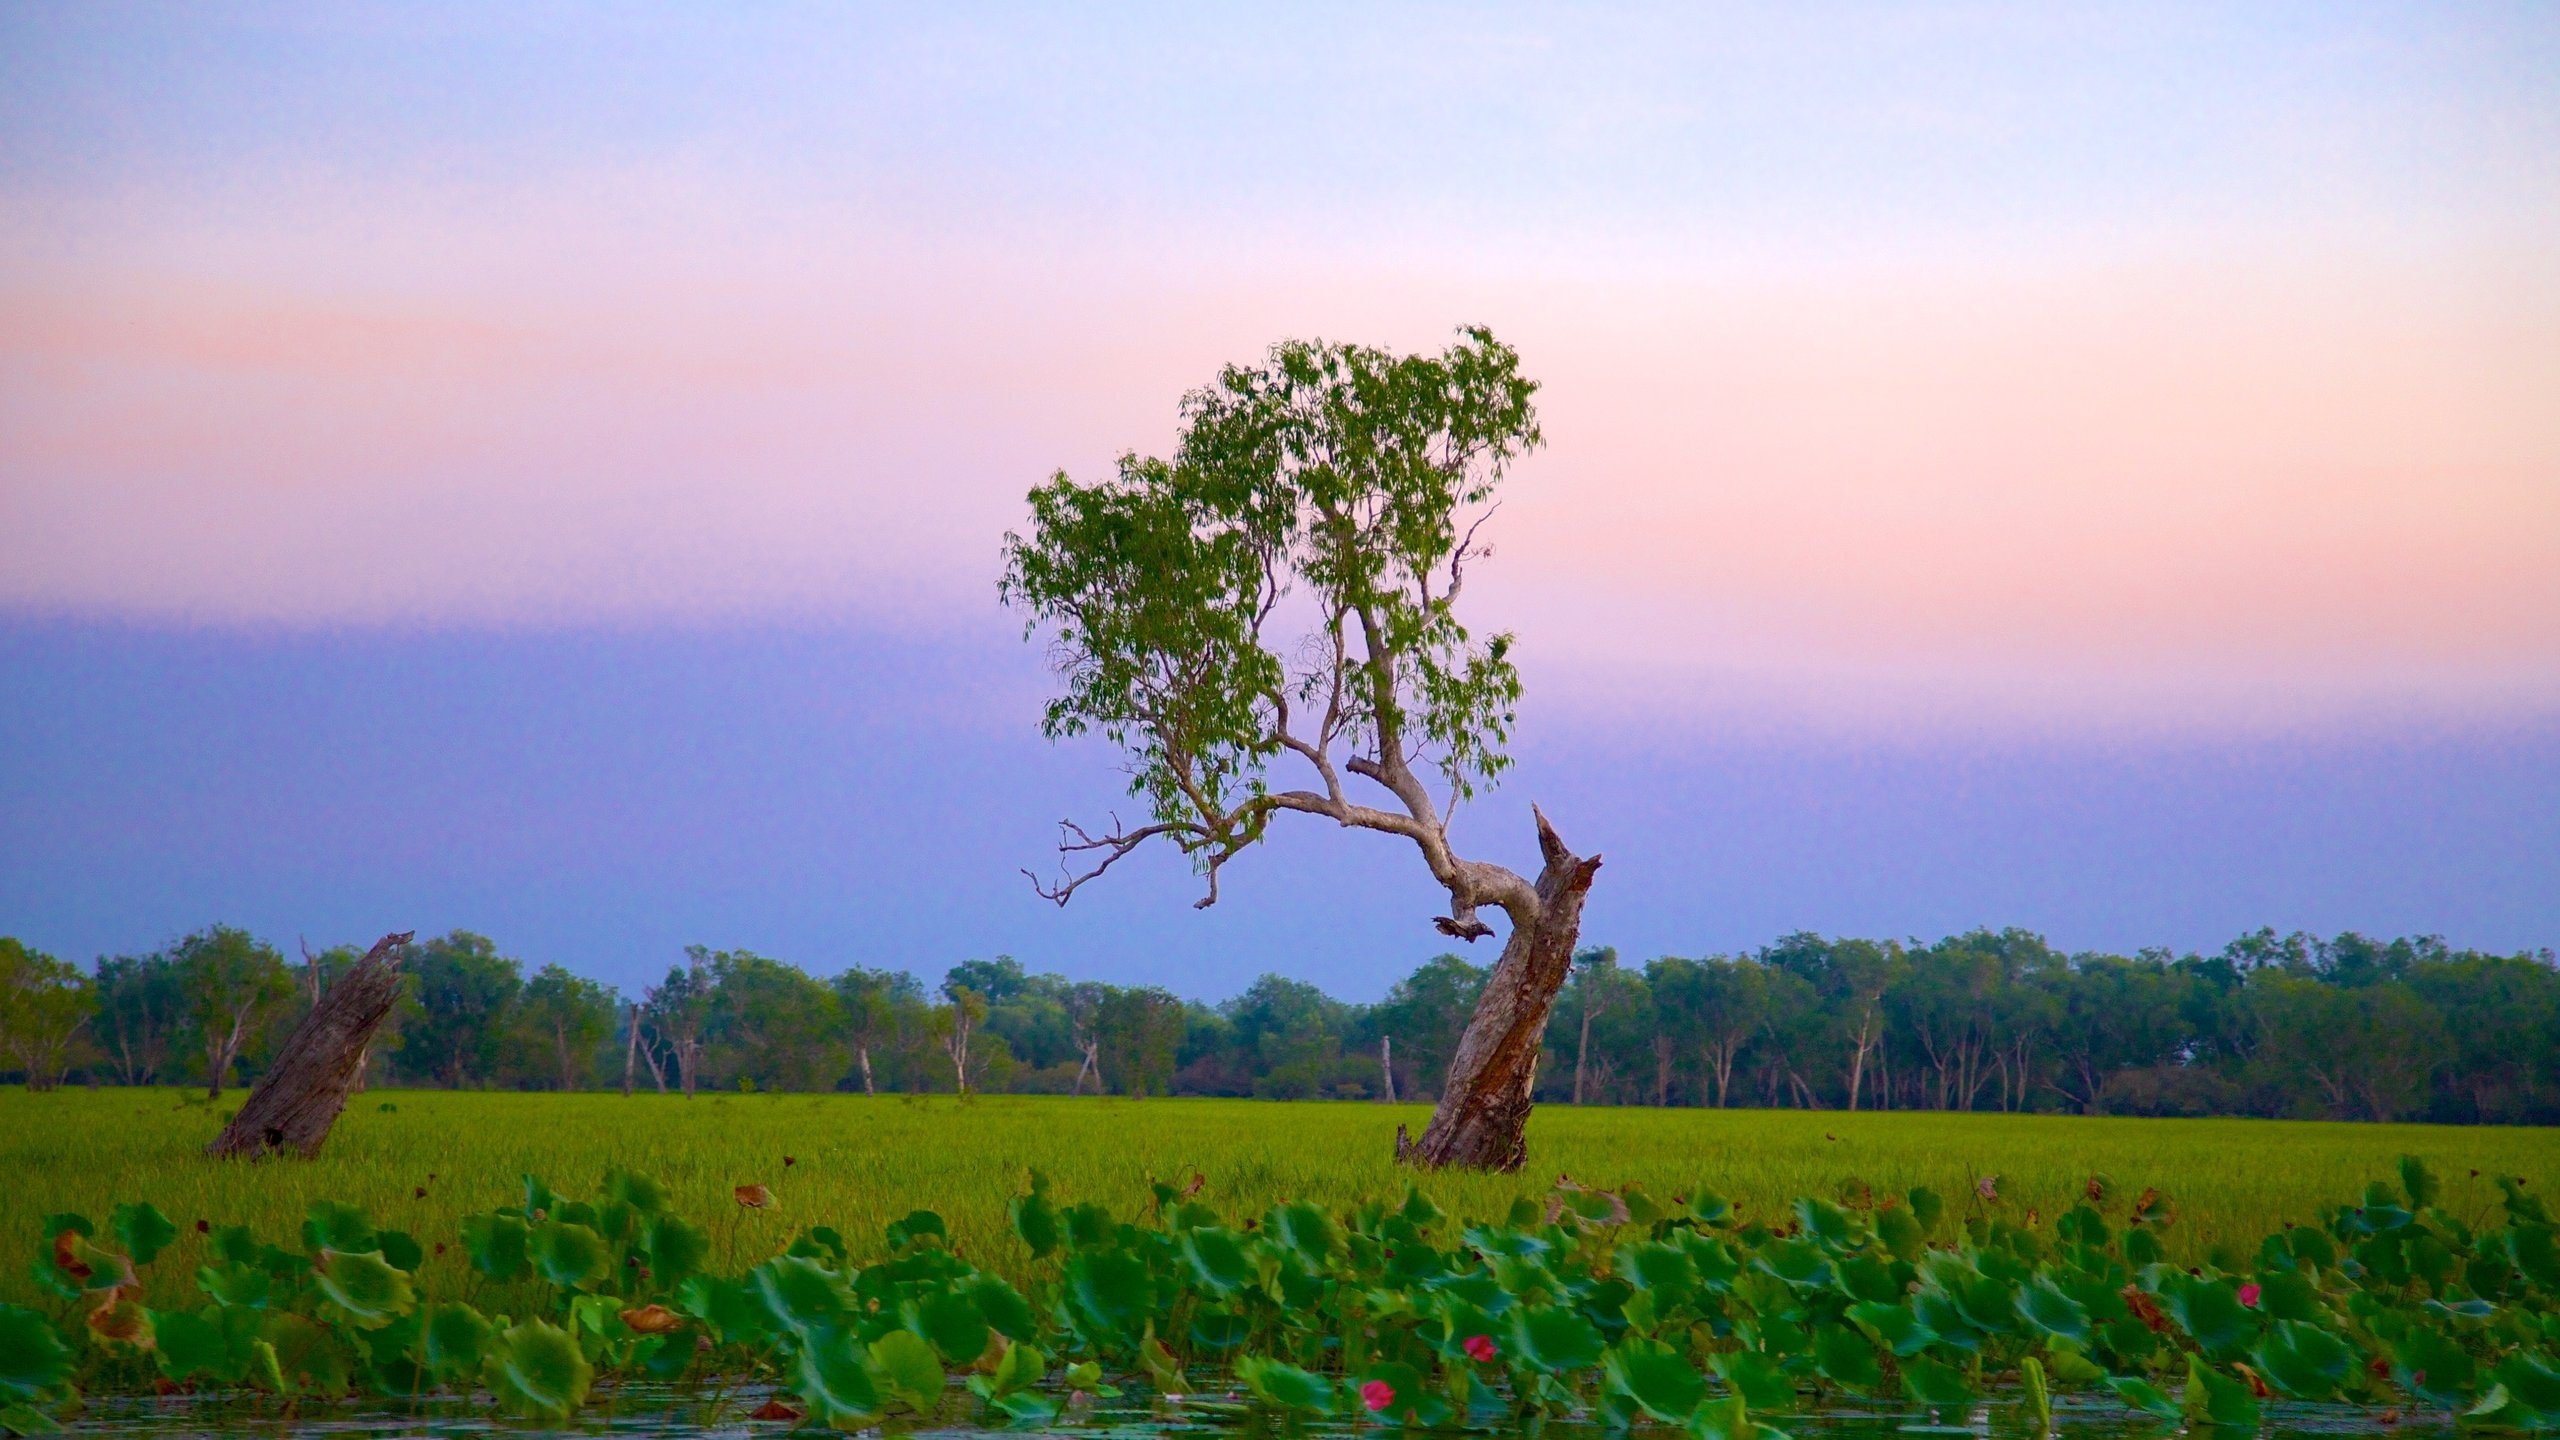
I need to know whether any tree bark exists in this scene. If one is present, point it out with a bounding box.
[1399,811,1600,1171]
[622,1003,640,1097]
[1380,1034,1396,1104]
[208,932,411,1160]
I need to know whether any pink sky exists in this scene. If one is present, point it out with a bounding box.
[4,5,2554,731]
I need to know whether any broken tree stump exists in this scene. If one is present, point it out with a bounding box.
[208,931,412,1159]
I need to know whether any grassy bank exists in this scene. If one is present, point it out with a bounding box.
[3,1089,2551,1308]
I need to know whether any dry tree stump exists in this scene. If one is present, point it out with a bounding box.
[208,930,411,1159]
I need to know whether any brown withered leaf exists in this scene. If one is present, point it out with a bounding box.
[619,1304,685,1335]
[88,1297,155,1349]
[748,1399,804,1421]
[734,1183,773,1209]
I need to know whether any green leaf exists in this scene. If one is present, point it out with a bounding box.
[1272,1201,1341,1267]
[460,1211,530,1281]
[1907,1186,1944,1231]
[2022,1356,2052,1433]
[983,1338,1044,1396]
[601,1168,668,1213]
[1692,1393,1759,1440]
[969,1274,1037,1340]
[314,1249,415,1328]
[869,1327,945,1413]
[2492,1352,2560,1418]
[150,1307,229,1383]
[484,1319,592,1420]
[261,1312,350,1397]
[2109,1374,2183,1421]
[2159,1276,2253,1362]
[637,1212,708,1290]
[1794,1197,1859,1248]
[1063,1249,1152,1345]
[1753,1238,1832,1289]
[0,1402,61,1436]
[792,1327,883,1427]
[1844,1300,1936,1357]
[374,1228,423,1273]
[1687,1187,1734,1225]
[675,1274,771,1346]
[885,1208,947,1251]
[1812,1323,1882,1395]
[1511,1304,1605,1374]
[422,1302,493,1380]
[1617,1239,1696,1299]
[2398,1155,2440,1209]
[530,1220,611,1291]
[2181,1354,2261,1430]
[2393,1324,2477,1405]
[0,1307,71,1401]
[1009,1174,1061,1259]
[1236,1354,1335,1414]
[1711,1350,1797,1410]
[1180,1225,1252,1294]
[908,1289,990,1365]
[2015,1274,2092,1343]
[2251,1319,2354,1401]
[300,1200,375,1255]
[194,1262,269,1309]
[752,1255,853,1337]
[1607,1337,1707,1421]
[1901,1357,1977,1406]
[1874,1205,1927,1262]
[109,1203,179,1267]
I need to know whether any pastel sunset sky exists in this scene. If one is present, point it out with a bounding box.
[4,4,2554,997]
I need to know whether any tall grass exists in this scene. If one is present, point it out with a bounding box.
[4,1089,2551,1309]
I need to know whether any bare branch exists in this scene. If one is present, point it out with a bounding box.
[1027,816,1198,906]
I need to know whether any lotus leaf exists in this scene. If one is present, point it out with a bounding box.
[460,1212,530,1281]
[261,1312,349,1396]
[1844,1300,1936,1357]
[314,1249,414,1328]
[1511,1303,1604,1374]
[107,1203,177,1267]
[1901,1356,1976,1406]
[1180,1225,1252,1294]
[1235,1354,1334,1413]
[1710,1349,1795,1410]
[869,1327,945,1413]
[2181,1354,2260,1429]
[0,1306,71,1400]
[484,1319,591,1420]
[2015,1274,2091,1343]
[300,1200,374,1255]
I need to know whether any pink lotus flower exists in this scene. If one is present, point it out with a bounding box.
[1360,1380,1396,1412]
[2237,1282,2262,1308]
[1463,1334,1499,1363]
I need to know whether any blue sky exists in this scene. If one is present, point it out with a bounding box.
[2,4,2554,996]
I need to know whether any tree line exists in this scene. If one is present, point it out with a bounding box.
[0,926,2552,1124]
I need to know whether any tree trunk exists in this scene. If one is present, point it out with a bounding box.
[859,1043,878,1096]
[622,1004,640,1097]
[1380,1034,1396,1104]
[208,932,412,1160]
[1399,810,1600,1171]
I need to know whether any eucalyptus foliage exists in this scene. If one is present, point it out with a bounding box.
[1001,327,1540,908]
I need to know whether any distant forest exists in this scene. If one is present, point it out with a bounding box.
[1,926,2553,1125]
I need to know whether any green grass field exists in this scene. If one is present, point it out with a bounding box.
[4,1089,2552,1310]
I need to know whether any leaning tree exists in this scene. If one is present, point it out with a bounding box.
[999,327,1600,1171]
